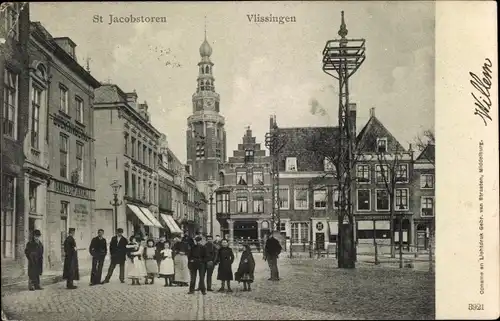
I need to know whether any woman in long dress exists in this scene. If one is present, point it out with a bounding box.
[235,244,255,291]
[126,236,146,285]
[158,242,175,286]
[172,236,190,286]
[216,239,235,292]
[143,239,158,285]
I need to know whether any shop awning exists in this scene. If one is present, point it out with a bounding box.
[328,221,338,235]
[139,207,164,228]
[160,213,183,234]
[127,204,154,226]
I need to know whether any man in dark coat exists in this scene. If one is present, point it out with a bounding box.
[264,232,282,281]
[89,229,107,285]
[204,235,218,291]
[103,228,128,283]
[24,229,44,291]
[63,228,79,289]
[188,235,207,295]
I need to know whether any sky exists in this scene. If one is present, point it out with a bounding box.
[31,1,435,163]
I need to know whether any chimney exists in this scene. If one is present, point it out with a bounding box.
[53,37,77,61]
[370,107,375,118]
[349,103,357,136]
[126,90,138,109]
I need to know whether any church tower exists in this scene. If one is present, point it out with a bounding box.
[186,28,226,183]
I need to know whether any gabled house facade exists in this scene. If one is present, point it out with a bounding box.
[216,127,272,245]
[354,108,414,249]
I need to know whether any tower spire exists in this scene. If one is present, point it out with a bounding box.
[338,11,348,39]
[204,16,207,40]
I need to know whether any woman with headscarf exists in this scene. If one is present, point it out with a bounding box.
[235,243,255,291]
[216,239,235,292]
[172,235,190,286]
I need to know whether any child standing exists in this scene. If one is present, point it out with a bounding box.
[158,242,175,286]
[235,244,255,291]
[143,239,158,285]
[126,236,146,285]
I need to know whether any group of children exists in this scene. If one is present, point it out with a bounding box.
[126,236,175,286]
[124,234,257,292]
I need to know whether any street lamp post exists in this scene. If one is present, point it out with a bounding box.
[110,180,123,233]
[207,178,217,236]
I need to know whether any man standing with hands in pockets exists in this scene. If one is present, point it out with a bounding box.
[204,235,218,291]
[103,228,128,283]
[89,229,107,285]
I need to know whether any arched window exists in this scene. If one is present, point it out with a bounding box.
[219,172,225,186]
[200,81,205,91]
[205,66,209,74]
[37,64,47,80]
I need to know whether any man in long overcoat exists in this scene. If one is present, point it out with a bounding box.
[24,229,44,291]
[63,228,79,289]
[89,229,107,285]
[264,232,282,281]
[104,228,128,283]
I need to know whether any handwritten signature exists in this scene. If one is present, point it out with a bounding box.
[470,58,493,126]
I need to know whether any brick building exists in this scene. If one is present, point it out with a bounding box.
[353,108,414,248]
[93,84,163,240]
[276,125,339,251]
[215,127,272,244]
[412,144,435,249]
[1,3,30,270]
[25,21,102,269]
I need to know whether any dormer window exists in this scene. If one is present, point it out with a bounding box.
[377,138,387,153]
[286,157,297,171]
[245,150,254,163]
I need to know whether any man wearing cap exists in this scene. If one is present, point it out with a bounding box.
[104,228,128,283]
[63,228,79,289]
[204,235,218,291]
[188,235,207,295]
[24,229,44,291]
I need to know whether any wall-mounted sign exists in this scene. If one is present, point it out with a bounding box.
[74,204,88,214]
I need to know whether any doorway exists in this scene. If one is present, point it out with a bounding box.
[316,233,325,250]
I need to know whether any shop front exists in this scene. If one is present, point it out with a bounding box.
[47,179,95,269]
[126,203,164,240]
[160,213,183,239]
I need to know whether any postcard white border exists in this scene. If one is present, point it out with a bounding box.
[435,1,499,319]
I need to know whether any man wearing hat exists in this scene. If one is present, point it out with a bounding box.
[24,229,44,291]
[187,235,207,295]
[63,228,79,289]
[104,228,128,283]
[204,235,218,291]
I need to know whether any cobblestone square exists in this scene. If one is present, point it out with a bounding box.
[2,254,434,320]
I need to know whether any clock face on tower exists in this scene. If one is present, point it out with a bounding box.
[204,99,215,110]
